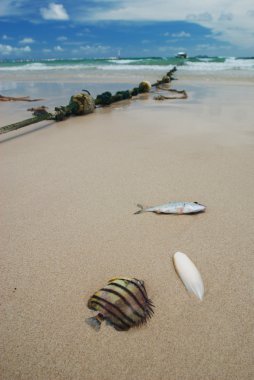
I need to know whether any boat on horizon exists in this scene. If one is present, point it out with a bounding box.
[176,52,187,59]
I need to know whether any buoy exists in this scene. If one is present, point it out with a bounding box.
[138,81,152,93]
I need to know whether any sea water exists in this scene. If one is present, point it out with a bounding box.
[1,56,254,79]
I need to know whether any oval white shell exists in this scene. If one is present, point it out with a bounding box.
[173,252,204,301]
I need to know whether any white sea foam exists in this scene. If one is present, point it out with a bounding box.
[99,64,174,71]
[183,58,254,72]
[0,57,253,76]
[107,59,144,64]
[0,62,98,71]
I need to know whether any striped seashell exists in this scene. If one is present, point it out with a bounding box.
[86,277,154,331]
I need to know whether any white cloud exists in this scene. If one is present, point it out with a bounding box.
[40,3,69,20]
[43,48,52,53]
[171,31,191,38]
[80,0,254,49]
[19,37,35,44]
[75,44,111,55]
[57,36,68,41]
[2,34,12,40]
[0,43,31,55]
[0,0,27,17]
[54,45,64,51]
[186,12,213,22]
[0,44,13,55]
[219,12,233,21]
[22,46,31,52]
[61,41,86,46]
[247,10,254,17]
[193,43,231,54]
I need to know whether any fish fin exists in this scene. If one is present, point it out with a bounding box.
[134,204,145,214]
[86,316,102,331]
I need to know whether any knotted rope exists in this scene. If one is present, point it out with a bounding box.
[0,67,185,135]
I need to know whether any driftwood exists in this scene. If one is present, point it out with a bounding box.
[0,95,43,102]
[154,89,188,100]
[27,106,49,116]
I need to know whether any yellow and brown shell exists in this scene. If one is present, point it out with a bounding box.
[87,277,154,331]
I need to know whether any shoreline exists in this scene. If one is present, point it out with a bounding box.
[1,68,254,84]
[1,72,254,129]
[1,76,253,380]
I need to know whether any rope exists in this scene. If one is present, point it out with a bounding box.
[0,66,185,135]
[0,114,53,135]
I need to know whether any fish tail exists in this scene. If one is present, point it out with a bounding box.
[86,315,102,331]
[134,204,145,214]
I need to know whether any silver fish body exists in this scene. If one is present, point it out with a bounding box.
[135,201,206,214]
[86,277,154,331]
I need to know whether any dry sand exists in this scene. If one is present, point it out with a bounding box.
[0,80,254,380]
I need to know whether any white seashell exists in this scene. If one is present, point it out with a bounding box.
[173,252,204,301]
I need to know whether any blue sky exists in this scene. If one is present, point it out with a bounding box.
[0,0,253,58]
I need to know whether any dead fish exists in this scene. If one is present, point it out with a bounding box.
[86,277,154,331]
[173,251,205,301]
[135,201,206,214]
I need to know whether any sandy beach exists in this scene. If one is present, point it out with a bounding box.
[0,77,254,380]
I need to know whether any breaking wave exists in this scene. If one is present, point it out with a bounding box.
[0,56,253,74]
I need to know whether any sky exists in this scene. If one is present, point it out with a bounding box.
[0,0,253,59]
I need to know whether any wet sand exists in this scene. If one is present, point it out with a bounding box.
[0,80,254,380]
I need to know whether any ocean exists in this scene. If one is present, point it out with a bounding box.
[1,55,253,88]
[1,56,254,78]
[0,56,254,72]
